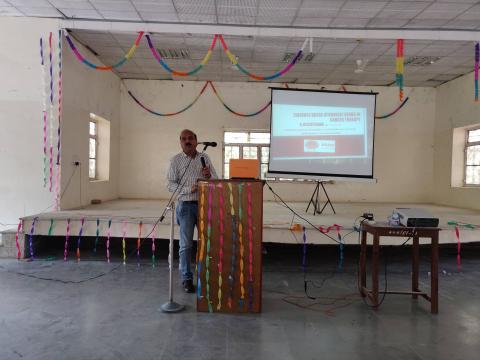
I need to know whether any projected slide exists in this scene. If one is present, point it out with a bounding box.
[272,104,367,159]
[269,88,376,179]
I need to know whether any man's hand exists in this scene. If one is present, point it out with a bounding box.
[191,184,198,193]
[202,166,211,179]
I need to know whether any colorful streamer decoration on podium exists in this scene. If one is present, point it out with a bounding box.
[227,182,237,309]
[216,183,225,310]
[396,39,404,102]
[146,34,217,76]
[206,183,214,312]
[247,183,254,311]
[475,43,479,102]
[197,185,206,299]
[238,183,245,308]
[64,218,70,261]
[219,34,303,81]
[64,31,144,70]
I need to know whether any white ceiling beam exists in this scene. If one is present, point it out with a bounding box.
[60,19,480,41]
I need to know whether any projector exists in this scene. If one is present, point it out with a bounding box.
[392,208,439,227]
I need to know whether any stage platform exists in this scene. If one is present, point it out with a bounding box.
[16,199,480,245]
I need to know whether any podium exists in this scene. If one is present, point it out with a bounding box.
[196,179,264,313]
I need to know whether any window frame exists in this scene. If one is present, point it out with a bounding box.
[464,126,480,187]
[89,119,98,180]
[222,130,311,182]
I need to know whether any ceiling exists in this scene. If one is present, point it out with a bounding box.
[2,0,480,87]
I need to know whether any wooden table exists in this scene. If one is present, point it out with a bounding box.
[359,222,440,314]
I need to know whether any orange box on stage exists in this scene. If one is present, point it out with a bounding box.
[229,159,260,179]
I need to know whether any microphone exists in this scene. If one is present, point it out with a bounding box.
[199,141,217,147]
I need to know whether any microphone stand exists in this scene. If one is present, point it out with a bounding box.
[160,201,184,312]
[160,146,210,313]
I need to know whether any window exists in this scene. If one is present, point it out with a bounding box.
[465,127,480,185]
[89,118,97,179]
[223,131,271,179]
[89,113,110,181]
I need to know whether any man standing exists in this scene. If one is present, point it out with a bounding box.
[167,129,218,293]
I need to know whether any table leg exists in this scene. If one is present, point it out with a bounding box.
[431,233,439,314]
[372,234,379,308]
[360,230,367,296]
[412,236,419,299]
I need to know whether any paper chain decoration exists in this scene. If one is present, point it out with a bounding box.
[66,31,301,81]
[396,39,404,102]
[65,31,144,70]
[128,80,409,119]
[475,43,479,102]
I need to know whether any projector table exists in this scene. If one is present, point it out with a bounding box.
[359,222,440,314]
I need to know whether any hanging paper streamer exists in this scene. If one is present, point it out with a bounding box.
[128,81,209,116]
[55,30,63,210]
[197,184,206,299]
[219,34,302,81]
[145,34,217,76]
[337,226,344,271]
[151,223,157,267]
[227,182,237,309]
[64,218,70,261]
[238,183,245,308]
[48,219,54,236]
[48,32,54,193]
[375,97,409,119]
[206,183,214,312]
[447,220,477,230]
[209,81,272,117]
[106,219,112,263]
[28,218,38,260]
[302,226,307,273]
[137,221,143,266]
[122,220,127,265]
[475,43,479,102]
[15,220,23,260]
[216,183,224,310]
[64,31,144,70]
[40,37,48,188]
[247,183,254,311]
[396,39,404,102]
[94,218,100,253]
[76,218,85,262]
[455,226,461,271]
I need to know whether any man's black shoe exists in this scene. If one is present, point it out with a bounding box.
[183,279,195,293]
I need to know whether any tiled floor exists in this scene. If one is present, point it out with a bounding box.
[1,245,479,360]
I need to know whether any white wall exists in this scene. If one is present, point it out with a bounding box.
[434,71,480,210]
[0,17,60,232]
[60,34,121,209]
[119,80,436,203]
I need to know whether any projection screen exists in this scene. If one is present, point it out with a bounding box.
[267,88,377,180]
